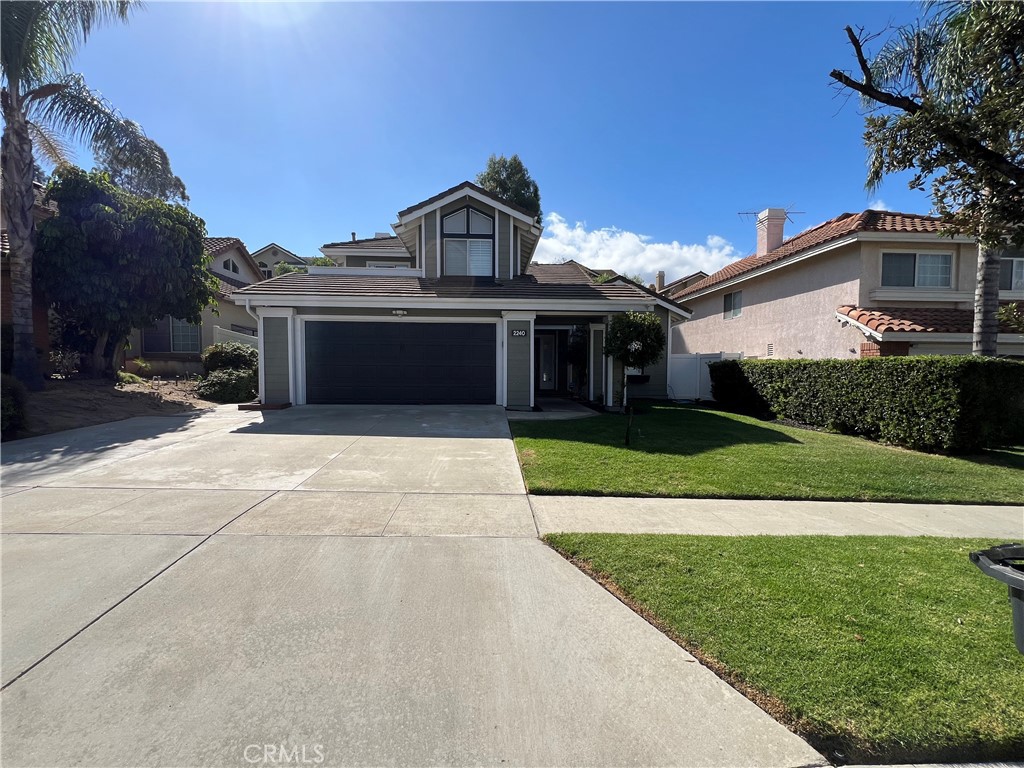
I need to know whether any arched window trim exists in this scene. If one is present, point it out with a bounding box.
[442,205,494,277]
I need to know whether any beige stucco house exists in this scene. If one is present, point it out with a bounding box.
[126,237,264,376]
[667,208,1024,359]
[231,181,691,408]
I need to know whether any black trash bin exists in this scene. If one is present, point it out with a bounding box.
[970,542,1024,654]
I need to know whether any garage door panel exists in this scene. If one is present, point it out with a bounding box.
[305,322,496,405]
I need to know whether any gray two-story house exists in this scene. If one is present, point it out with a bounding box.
[232,181,690,408]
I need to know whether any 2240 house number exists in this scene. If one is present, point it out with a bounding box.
[510,329,527,337]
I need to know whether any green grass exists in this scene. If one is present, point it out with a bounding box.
[512,403,1024,504]
[544,533,1024,763]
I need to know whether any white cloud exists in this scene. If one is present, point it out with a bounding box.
[533,212,739,284]
[869,198,891,211]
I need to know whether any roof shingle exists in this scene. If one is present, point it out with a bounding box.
[233,261,690,313]
[674,210,949,299]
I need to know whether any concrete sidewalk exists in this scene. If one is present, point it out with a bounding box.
[531,495,1024,538]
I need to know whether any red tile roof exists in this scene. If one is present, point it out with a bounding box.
[837,305,1018,335]
[673,210,949,299]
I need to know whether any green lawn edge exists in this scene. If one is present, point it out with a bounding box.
[512,404,1024,505]
[543,533,1024,765]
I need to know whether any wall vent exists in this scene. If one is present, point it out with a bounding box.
[766,343,775,357]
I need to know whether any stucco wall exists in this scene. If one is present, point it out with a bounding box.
[672,242,864,359]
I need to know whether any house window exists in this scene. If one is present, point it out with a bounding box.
[1000,258,1024,291]
[258,261,272,279]
[223,258,240,274]
[443,207,494,276]
[881,252,952,288]
[170,318,200,353]
[723,290,742,319]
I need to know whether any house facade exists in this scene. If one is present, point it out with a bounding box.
[232,182,690,408]
[667,208,1024,359]
[126,237,265,375]
[250,243,308,279]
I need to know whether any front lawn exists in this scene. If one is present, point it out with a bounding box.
[545,534,1024,763]
[512,404,1024,504]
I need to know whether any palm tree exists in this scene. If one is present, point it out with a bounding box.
[833,1,1024,356]
[2,1,171,387]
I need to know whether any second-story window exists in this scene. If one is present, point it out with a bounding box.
[723,290,742,319]
[443,207,493,276]
[1000,256,1024,291]
[881,252,952,288]
[258,261,272,279]
[223,258,240,274]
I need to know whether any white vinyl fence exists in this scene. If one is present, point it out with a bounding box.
[213,326,258,349]
[667,352,742,401]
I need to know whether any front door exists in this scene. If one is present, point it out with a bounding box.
[538,334,556,391]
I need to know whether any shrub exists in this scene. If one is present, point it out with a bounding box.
[1,324,11,374]
[49,347,80,378]
[1,373,28,437]
[708,356,1024,453]
[201,342,257,374]
[116,371,146,387]
[196,368,257,403]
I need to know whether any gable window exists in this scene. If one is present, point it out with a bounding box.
[881,252,952,288]
[169,318,200,353]
[1000,257,1024,291]
[223,258,240,274]
[258,261,272,279]
[443,206,493,276]
[723,290,742,319]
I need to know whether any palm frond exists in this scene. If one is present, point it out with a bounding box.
[30,73,164,171]
[2,1,141,91]
[27,118,73,169]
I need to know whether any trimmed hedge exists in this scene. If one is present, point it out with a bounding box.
[708,357,1024,454]
[201,342,257,374]
[196,368,257,403]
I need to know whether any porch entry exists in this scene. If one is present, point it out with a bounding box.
[533,320,597,399]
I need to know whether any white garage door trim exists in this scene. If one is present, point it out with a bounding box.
[293,315,503,406]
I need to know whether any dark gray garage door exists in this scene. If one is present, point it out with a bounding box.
[304,321,496,404]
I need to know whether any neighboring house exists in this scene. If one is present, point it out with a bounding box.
[667,208,1024,359]
[320,232,412,268]
[232,181,691,408]
[1,183,58,370]
[126,237,265,376]
[250,242,308,278]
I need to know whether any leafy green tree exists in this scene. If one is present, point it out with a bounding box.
[92,123,188,202]
[275,256,334,276]
[35,168,216,376]
[476,154,542,222]
[829,1,1024,356]
[2,0,172,388]
[604,311,667,445]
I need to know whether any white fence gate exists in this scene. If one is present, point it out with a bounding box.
[667,352,742,401]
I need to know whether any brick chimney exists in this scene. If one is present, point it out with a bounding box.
[655,271,665,291]
[756,209,787,256]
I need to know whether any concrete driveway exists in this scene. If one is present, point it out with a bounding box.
[1,406,824,767]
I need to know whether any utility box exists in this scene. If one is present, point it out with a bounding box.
[970,543,1024,654]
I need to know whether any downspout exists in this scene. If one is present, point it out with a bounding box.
[244,299,263,403]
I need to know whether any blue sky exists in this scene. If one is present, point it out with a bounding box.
[70,1,925,281]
